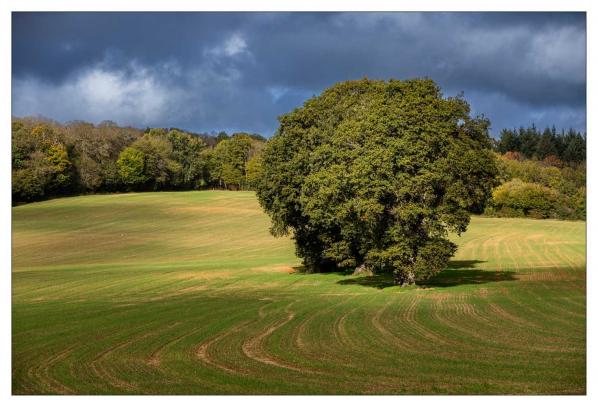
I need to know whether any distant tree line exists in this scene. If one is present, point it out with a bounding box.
[11,116,586,221]
[495,125,585,164]
[12,117,265,204]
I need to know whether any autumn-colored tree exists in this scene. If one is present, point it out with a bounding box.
[117,147,147,186]
[491,179,558,219]
[12,122,73,202]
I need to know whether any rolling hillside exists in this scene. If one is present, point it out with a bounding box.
[12,191,586,394]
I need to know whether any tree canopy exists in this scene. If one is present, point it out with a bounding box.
[209,133,263,190]
[255,78,499,285]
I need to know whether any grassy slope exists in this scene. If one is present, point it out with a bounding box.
[12,191,586,394]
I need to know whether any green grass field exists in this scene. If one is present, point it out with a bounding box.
[12,191,586,394]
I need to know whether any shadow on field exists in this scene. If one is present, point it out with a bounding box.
[336,260,517,290]
[336,274,396,289]
[422,260,517,288]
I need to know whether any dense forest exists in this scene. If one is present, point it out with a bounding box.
[12,117,265,203]
[11,117,585,221]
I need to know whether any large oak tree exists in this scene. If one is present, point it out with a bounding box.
[255,78,498,285]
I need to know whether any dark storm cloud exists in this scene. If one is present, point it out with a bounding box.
[12,12,586,136]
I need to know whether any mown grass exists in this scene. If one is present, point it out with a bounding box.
[12,191,586,394]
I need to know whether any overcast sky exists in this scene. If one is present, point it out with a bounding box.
[12,12,586,137]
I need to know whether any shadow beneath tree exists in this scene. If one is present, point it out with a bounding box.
[337,274,396,289]
[292,264,353,275]
[421,260,517,288]
[336,260,517,290]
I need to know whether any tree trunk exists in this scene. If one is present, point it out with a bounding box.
[353,263,373,276]
[394,269,416,286]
